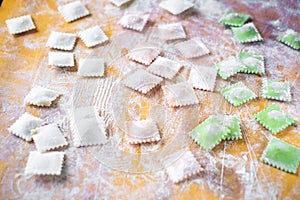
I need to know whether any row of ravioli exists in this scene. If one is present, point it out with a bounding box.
[5,1,111,177]
[6,1,300,49]
[216,10,300,175]
[4,1,112,177]
[120,31,299,176]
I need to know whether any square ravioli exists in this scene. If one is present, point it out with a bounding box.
[159,0,194,15]
[24,86,61,107]
[231,22,263,43]
[126,46,161,65]
[254,103,295,134]
[215,56,245,79]
[8,112,43,142]
[189,116,229,151]
[48,52,75,67]
[277,29,300,50]
[162,82,199,107]
[58,1,90,23]
[147,56,182,79]
[175,37,210,59]
[164,150,203,183]
[125,119,160,144]
[219,11,250,27]
[70,106,107,147]
[25,151,65,175]
[46,31,77,51]
[123,68,163,94]
[220,82,257,106]
[6,15,36,35]
[78,26,108,48]
[110,0,132,7]
[261,79,292,102]
[261,138,300,174]
[188,66,217,91]
[118,13,149,32]
[78,58,105,77]
[221,115,242,140]
[157,23,186,41]
[239,52,265,75]
[32,123,68,153]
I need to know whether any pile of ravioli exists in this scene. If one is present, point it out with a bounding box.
[6,0,300,183]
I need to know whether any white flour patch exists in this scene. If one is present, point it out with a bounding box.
[23,38,42,50]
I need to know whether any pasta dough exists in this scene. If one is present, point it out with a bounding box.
[147,56,182,79]
[48,52,75,67]
[159,0,194,15]
[123,68,163,94]
[220,82,257,106]
[118,13,149,32]
[164,150,202,183]
[8,112,43,142]
[78,58,105,77]
[254,103,295,134]
[157,23,186,41]
[175,38,210,59]
[32,123,68,152]
[188,66,217,91]
[24,86,61,107]
[25,151,65,175]
[46,31,77,51]
[110,0,132,7]
[78,26,108,48]
[126,47,161,65]
[162,82,199,107]
[6,15,36,34]
[70,106,107,147]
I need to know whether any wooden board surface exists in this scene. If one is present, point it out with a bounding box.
[0,0,300,199]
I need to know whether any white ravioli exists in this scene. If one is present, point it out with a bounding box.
[58,1,90,23]
[24,86,61,107]
[162,82,199,107]
[32,124,68,152]
[6,15,36,34]
[126,45,161,66]
[8,113,43,142]
[188,66,217,91]
[147,56,182,79]
[110,0,132,7]
[25,151,65,175]
[123,68,163,94]
[158,23,186,41]
[164,150,203,183]
[118,13,149,32]
[48,52,75,67]
[70,106,107,147]
[78,26,108,48]
[125,119,161,144]
[46,31,77,51]
[159,0,194,15]
[215,56,245,79]
[78,58,105,77]
[175,37,210,59]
